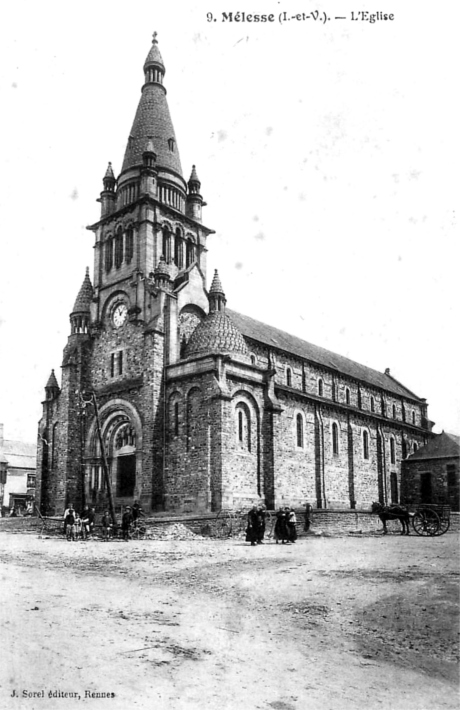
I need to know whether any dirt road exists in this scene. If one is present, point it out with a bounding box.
[0,529,458,710]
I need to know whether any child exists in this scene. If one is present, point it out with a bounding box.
[101,511,112,541]
[65,507,76,541]
[74,513,83,540]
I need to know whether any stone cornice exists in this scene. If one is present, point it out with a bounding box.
[275,384,432,436]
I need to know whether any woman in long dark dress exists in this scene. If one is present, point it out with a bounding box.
[274,508,289,544]
[246,505,259,546]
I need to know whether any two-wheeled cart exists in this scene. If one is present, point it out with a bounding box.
[411,504,451,536]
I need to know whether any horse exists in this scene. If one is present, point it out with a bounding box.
[371,502,411,535]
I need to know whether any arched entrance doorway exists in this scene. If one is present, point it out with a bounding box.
[84,400,142,510]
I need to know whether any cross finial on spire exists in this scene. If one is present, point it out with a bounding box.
[152,31,158,43]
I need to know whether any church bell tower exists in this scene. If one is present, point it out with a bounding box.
[88,33,214,337]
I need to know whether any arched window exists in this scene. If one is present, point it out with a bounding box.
[390,472,398,504]
[412,410,415,425]
[250,354,256,366]
[174,228,184,269]
[318,378,323,397]
[125,227,134,264]
[186,238,195,267]
[162,227,171,263]
[332,422,339,456]
[51,422,58,469]
[413,442,418,453]
[296,413,304,448]
[236,403,251,451]
[392,403,396,419]
[363,430,369,460]
[402,439,407,459]
[345,387,350,405]
[174,402,179,436]
[286,367,292,387]
[115,228,123,269]
[370,396,375,413]
[390,437,396,465]
[105,237,113,272]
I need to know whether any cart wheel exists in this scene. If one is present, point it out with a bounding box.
[412,510,439,536]
[434,517,450,536]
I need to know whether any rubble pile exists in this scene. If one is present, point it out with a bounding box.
[144,523,203,541]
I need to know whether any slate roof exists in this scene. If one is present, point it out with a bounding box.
[407,432,460,461]
[72,268,93,313]
[1,439,36,470]
[185,311,250,358]
[226,309,423,402]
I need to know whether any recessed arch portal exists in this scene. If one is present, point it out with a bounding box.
[84,399,142,505]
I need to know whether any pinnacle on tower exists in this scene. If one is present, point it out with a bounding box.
[100,162,116,217]
[45,369,60,400]
[188,165,201,191]
[70,268,93,335]
[186,164,204,222]
[72,268,93,313]
[209,270,227,312]
[103,162,115,185]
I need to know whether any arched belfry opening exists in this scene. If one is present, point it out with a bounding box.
[84,401,142,508]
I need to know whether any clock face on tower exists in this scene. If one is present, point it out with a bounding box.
[112,303,128,328]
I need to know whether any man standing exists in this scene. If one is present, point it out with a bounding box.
[63,503,74,536]
[256,505,266,544]
[121,506,133,541]
[132,500,145,525]
[304,501,313,533]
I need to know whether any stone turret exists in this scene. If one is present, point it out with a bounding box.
[186,165,204,222]
[70,268,93,335]
[45,369,60,401]
[99,162,116,217]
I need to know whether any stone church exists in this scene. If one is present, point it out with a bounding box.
[36,36,433,516]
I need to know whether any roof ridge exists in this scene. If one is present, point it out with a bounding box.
[226,308,424,402]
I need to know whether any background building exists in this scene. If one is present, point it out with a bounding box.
[35,37,434,516]
[402,432,459,511]
[0,424,36,515]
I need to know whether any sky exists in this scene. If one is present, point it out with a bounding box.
[0,0,458,443]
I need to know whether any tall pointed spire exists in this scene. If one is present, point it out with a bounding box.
[120,34,184,190]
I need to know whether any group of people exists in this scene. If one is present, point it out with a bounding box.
[246,501,314,546]
[63,501,145,541]
[63,504,96,541]
[245,504,267,546]
[273,507,298,544]
[120,501,145,541]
